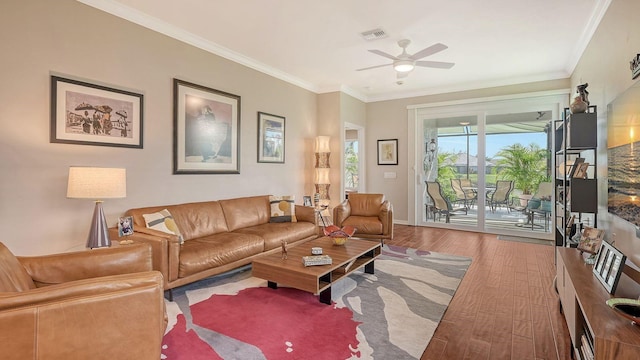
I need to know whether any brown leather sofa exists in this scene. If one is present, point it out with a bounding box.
[115,195,318,292]
[0,242,166,360]
[333,193,393,243]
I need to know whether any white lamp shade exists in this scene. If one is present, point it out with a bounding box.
[67,167,127,199]
[315,136,330,153]
[315,168,330,185]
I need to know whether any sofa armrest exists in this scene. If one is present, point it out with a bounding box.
[332,200,351,228]
[379,200,394,238]
[107,227,179,287]
[295,205,316,224]
[18,243,153,287]
[0,271,166,359]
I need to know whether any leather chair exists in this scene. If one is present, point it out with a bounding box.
[333,193,393,243]
[0,242,166,360]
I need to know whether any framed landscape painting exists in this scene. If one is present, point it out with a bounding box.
[50,75,143,148]
[257,112,285,163]
[173,79,241,174]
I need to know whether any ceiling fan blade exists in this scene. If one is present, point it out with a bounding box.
[356,63,392,71]
[415,60,455,69]
[410,43,448,60]
[368,49,399,61]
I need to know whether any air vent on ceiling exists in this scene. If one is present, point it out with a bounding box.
[360,28,388,41]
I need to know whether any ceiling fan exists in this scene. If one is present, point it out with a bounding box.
[356,39,455,78]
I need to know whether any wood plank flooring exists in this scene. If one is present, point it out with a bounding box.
[385,225,572,360]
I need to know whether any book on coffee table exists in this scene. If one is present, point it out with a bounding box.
[302,255,333,266]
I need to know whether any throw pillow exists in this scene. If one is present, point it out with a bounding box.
[269,195,297,223]
[142,209,184,244]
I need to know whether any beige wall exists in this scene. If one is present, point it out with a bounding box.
[0,0,316,255]
[365,79,570,222]
[570,0,640,268]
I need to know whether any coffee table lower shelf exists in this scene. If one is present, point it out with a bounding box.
[252,237,382,304]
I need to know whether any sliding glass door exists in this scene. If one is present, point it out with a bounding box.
[411,91,567,240]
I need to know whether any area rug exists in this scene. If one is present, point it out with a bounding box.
[161,245,471,360]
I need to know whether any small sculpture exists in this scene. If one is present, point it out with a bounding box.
[577,83,590,105]
[570,83,590,114]
[281,240,288,259]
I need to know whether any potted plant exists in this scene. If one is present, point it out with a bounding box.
[494,143,548,205]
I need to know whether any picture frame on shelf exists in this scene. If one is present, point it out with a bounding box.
[303,196,312,207]
[50,75,143,148]
[577,226,605,254]
[118,216,134,237]
[377,139,398,165]
[567,157,585,178]
[593,240,626,294]
[573,162,589,179]
[173,79,240,174]
[257,112,285,163]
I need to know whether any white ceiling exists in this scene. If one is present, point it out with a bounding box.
[78,0,611,102]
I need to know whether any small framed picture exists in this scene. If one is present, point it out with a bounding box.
[377,139,398,165]
[257,112,285,163]
[118,216,134,237]
[592,241,626,294]
[303,195,312,207]
[50,75,143,148]
[577,226,605,254]
[573,162,589,179]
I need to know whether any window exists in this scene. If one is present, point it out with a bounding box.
[345,140,359,190]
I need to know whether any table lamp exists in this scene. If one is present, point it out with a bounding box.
[67,167,126,249]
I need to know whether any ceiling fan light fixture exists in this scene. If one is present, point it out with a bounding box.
[394,60,414,72]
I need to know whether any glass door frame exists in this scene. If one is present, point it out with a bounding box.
[407,90,570,239]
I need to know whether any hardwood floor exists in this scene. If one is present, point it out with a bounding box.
[386,225,572,360]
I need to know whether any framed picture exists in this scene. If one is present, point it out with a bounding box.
[118,216,134,237]
[257,112,285,163]
[567,157,584,179]
[573,162,589,179]
[377,139,398,165]
[50,75,143,148]
[173,79,240,174]
[593,241,626,294]
[577,226,605,254]
[303,195,312,207]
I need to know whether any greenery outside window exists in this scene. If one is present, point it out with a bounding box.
[345,140,359,190]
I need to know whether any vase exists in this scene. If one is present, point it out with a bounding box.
[570,96,588,114]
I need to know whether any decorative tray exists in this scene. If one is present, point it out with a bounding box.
[302,255,332,267]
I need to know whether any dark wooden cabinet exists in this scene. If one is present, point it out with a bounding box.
[557,248,640,359]
[554,109,598,246]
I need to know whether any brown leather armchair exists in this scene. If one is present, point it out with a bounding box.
[0,242,166,360]
[333,193,393,243]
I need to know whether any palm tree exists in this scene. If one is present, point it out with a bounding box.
[494,143,548,195]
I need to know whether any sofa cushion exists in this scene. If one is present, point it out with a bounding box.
[348,193,385,217]
[269,195,297,223]
[142,209,184,244]
[219,196,271,231]
[178,233,264,278]
[342,216,383,235]
[0,243,36,292]
[233,221,317,251]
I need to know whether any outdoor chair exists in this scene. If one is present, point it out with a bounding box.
[511,182,553,229]
[451,178,477,208]
[488,180,514,213]
[426,181,467,223]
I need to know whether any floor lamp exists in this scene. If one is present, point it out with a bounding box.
[315,136,330,204]
[67,167,127,249]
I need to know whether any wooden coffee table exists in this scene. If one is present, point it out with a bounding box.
[252,237,382,304]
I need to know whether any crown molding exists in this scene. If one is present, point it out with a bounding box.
[564,0,612,75]
[77,0,318,93]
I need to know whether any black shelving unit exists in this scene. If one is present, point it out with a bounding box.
[554,106,597,246]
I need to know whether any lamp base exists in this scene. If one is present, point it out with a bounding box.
[315,184,330,201]
[86,201,111,249]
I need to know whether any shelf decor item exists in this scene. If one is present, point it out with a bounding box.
[592,240,626,294]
